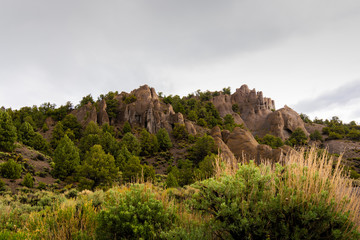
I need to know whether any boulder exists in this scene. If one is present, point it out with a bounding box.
[210,126,235,160]
[185,120,197,136]
[226,127,259,159]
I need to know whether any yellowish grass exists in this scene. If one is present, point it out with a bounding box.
[214,146,360,232]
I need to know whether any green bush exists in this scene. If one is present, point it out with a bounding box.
[188,134,216,165]
[123,94,137,104]
[257,134,284,149]
[96,184,177,239]
[310,130,323,141]
[22,173,34,188]
[286,128,308,146]
[172,123,188,140]
[190,161,360,239]
[328,131,343,140]
[0,159,22,179]
[120,132,141,156]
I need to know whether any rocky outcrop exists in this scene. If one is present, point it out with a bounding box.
[226,127,259,159]
[185,120,197,136]
[211,84,308,140]
[266,106,309,140]
[97,99,109,126]
[212,93,245,125]
[210,126,292,163]
[210,126,235,160]
[71,102,97,127]
[112,85,186,134]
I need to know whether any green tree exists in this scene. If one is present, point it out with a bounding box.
[61,114,82,139]
[100,131,120,157]
[53,135,80,180]
[347,129,360,141]
[121,132,141,156]
[156,128,172,151]
[310,130,323,141]
[172,123,188,140]
[258,134,284,149]
[51,122,65,148]
[165,172,179,188]
[122,121,132,134]
[140,129,158,156]
[77,145,118,190]
[79,94,94,107]
[0,111,17,152]
[22,173,34,188]
[286,128,308,146]
[189,134,216,165]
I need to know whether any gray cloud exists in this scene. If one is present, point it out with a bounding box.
[294,79,360,113]
[1,0,360,109]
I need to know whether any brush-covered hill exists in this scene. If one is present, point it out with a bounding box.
[1,84,360,193]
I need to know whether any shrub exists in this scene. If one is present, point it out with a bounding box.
[310,130,323,141]
[166,172,179,188]
[0,159,22,179]
[37,181,47,190]
[348,129,360,141]
[286,128,308,146]
[190,148,360,239]
[257,134,284,149]
[123,94,137,104]
[96,184,177,239]
[172,123,188,140]
[328,131,343,140]
[22,173,34,188]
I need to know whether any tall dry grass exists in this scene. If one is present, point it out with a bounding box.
[214,146,360,231]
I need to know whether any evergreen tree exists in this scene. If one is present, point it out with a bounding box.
[61,114,82,139]
[166,172,179,188]
[53,135,80,180]
[140,129,158,156]
[0,110,17,152]
[77,145,118,190]
[100,131,120,157]
[121,132,141,156]
[51,122,65,148]
[189,134,216,165]
[156,128,172,151]
[122,121,132,134]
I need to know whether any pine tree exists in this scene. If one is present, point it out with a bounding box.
[77,145,118,189]
[53,135,80,180]
[156,128,172,151]
[121,132,141,156]
[0,110,17,152]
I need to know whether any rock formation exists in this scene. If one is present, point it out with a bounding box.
[97,99,109,126]
[71,102,97,127]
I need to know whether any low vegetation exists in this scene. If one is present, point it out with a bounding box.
[0,147,359,239]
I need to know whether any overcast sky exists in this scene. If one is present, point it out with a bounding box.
[1,1,360,123]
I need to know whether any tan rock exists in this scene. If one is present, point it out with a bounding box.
[71,102,97,127]
[226,127,259,159]
[97,99,109,126]
[185,120,197,136]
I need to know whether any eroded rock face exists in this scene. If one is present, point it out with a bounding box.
[212,93,246,126]
[266,106,309,140]
[226,127,259,159]
[113,85,186,134]
[71,102,97,127]
[210,126,235,160]
[97,99,109,126]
